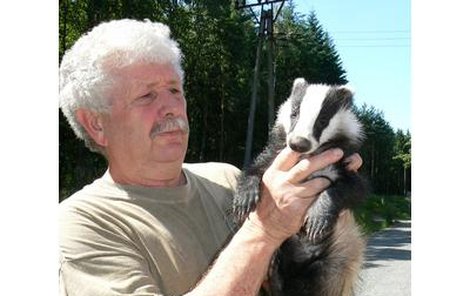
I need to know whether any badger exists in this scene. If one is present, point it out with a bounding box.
[233,78,368,296]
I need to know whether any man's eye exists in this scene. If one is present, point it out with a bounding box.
[169,88,181,94]
[135,92,157,105]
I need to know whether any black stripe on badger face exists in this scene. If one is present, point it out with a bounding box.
[285,83,332,153]
[313,86,353,141]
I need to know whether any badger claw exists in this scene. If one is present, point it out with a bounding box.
[233,175,261,224]
[304,214,335,243]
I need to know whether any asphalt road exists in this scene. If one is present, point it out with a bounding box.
[357,220,411,296]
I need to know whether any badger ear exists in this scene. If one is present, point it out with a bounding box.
[293,77,307,88]
[336,85,355,108]
[275,98,292,132]
[290,78,308,98]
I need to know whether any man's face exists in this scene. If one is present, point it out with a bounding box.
[100,63,189,181]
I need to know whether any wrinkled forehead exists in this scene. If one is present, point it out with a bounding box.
[109,62,181,83]
[106,63,183,101]
[111,63,181,92]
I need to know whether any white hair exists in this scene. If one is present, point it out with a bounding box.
[59,19,184,153]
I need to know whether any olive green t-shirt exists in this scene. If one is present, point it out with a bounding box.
[59,162,240,296]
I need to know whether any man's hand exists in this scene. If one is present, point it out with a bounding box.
[245,148,362,244]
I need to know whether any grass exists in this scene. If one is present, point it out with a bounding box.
[354,194,411,234]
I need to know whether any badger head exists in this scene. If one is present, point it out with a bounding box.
[276,78,364,155]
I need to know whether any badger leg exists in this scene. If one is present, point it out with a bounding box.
[303,170,367,243]
[232,174,262,225]
[303,188,341,243]
[270,210,365,296]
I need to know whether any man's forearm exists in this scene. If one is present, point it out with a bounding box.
[186,219,281,296]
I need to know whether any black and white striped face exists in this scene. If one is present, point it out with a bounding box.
[276,78,363,154]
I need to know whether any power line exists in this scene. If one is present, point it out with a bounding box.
[330,32,410,48]
[338,44,410,48]
[335,37,410,41]
[330,30,410,34]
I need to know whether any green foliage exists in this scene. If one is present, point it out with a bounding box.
[394,129,411,169]
[274,5,347,107]
[354,194,411,234]
[59,111,107,202]
[354,104,411,196]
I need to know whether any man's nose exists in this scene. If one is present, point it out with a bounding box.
[158,91,181,118]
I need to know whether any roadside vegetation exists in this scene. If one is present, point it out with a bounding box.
[355,194,411,234]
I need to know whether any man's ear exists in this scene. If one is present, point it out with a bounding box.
[75,109,108,147]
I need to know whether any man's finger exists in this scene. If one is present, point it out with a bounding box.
[270,147,301,172]
[345,153,363,172]
[287,148,344,183]
[295,177,332,198]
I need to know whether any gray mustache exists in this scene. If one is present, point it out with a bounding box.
[150,117,190,139]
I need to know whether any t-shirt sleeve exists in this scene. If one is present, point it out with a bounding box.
[183,162,241,222]
[184,162,241,193]
[59,258,162,296]
[59,200,164,296]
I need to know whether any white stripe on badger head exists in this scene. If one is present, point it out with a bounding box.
[319,108,364,145]
[289,84,332,152]
[275,98,292,133]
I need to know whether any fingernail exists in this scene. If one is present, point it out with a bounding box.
[322,177,331,186]
[333,148,344,158]
[319,177,332,189]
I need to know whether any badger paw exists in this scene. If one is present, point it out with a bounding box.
[233,175,261,224]
[302,190,340,243]
[303,214,335,243]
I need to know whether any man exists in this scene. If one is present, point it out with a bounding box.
[59,19,362,296]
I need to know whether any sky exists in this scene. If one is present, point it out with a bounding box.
[291,0,411,132]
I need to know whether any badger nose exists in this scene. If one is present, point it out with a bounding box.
[288,136,312,153]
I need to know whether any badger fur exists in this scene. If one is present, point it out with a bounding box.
[233,78,368,296]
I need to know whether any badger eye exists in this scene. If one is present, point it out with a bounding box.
[290,110,299,119]
[318,118,329,127]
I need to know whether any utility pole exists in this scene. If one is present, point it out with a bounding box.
[235,0,285,168]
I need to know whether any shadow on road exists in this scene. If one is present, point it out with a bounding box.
[363,221,411,269]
